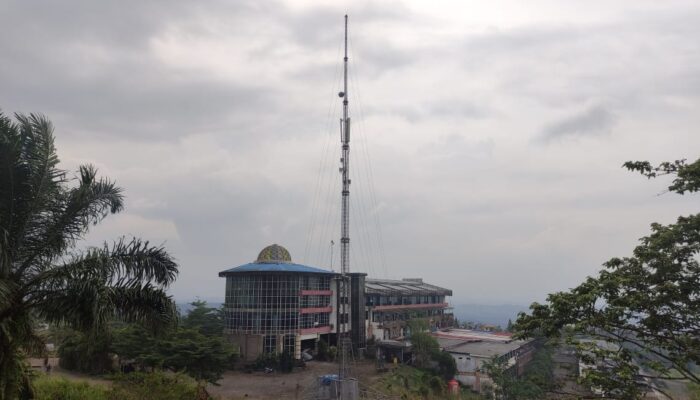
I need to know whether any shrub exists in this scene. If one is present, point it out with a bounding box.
[253,351,295,373]
[108,372,198,400]
[58,332,113,374]
[316,339,331,361]
[33,376,110,400]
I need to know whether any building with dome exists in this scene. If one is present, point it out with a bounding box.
[219,244,365,361]
[219,244,452,361]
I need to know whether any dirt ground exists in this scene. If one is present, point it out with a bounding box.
[208,360,384,400]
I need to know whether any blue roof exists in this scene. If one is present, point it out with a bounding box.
[218,262,335,276]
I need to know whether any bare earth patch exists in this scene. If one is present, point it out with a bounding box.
[208,360,383,400]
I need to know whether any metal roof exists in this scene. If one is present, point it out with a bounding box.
[365,278,452,296]
[437,337,529,358]
[218,262,335,276]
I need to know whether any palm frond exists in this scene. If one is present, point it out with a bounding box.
[33,237,178,290]
[15,163,124,280]
[33,281,177,334]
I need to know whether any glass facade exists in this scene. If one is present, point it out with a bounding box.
[224,273,332,335]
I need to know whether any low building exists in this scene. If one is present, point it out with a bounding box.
[435,329,535,393]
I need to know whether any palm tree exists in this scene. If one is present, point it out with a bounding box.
[0,111,179,398]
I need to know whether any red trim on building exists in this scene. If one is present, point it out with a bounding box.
[371,302,449,311]
[299,306,332,314]
[300,326,332,334]
[300,290,333,296]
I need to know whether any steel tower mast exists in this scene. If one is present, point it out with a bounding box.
[340,14,351,276]
[337,14,353,382]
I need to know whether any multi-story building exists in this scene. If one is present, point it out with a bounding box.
[219,244,452,361]
[365,278,453,340]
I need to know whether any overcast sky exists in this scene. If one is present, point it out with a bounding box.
[2,0,699,305]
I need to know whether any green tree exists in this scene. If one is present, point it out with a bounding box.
[159,328,236,385]
[0,112,178,398]
[515,158,700,399]
[111,325,162,370]
[482,344,554,400]
[181,300,224,337]
[482,356,540,400]
[410,331,439,368]
[57,330,112,374]
[110,323,237,385]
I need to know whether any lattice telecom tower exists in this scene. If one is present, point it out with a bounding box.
[337,14,355,385]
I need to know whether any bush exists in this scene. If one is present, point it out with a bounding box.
[254,352,279,370]
[316,339,331,361]
[433,350,457,380]
[33,377,110,400]
[108,372,199,400]
[32,372,200,400]
[278,351,295,373]
[253,351,295,373]
[58,332,113,374]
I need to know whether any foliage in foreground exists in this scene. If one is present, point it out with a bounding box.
[408,320,457,380]
[0,111,179,398]
[482,343,555,400]
[33,376,109,400]
[374,366,483,400]
[515,158,700,399]
[33,372,199,400]
[57,301,237,384]
[109,372,200,400]
[252,351,295,373]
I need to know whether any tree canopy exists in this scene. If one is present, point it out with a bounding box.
[110,301,236,384]
[515,158,700,399]
[181,300,224,337]
[0,111,179,398]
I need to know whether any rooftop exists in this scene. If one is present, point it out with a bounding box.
[218,244,335,276]
[439,338,528,358]
[433,328,530,358]
[219,262,335,276]
[365,278,452,296]
[433,328,513,343]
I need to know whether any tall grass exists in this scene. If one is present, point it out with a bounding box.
[32,372,200,400]
[33,376,109,400]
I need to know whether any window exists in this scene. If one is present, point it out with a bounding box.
[284,334,295,354]
[224,274,301,334]
[263,335,277,354]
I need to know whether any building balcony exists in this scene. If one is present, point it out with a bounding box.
[300,290,333,296]
[300,326,332,335]
[299,306,333,314]
[370,302,449,311]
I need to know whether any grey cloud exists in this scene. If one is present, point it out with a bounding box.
[3,1,700,304]
[538,105,616,142]
[364,99,490,123]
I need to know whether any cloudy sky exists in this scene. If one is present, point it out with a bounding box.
[2,0,698,305]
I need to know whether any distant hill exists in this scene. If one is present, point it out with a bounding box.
[451,303,528,328]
